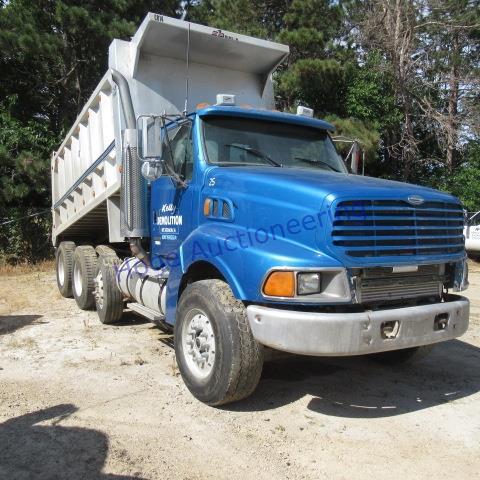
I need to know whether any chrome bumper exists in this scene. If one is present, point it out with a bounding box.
[246,296,470,356]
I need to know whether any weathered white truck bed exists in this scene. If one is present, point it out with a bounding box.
[51,72,120,245]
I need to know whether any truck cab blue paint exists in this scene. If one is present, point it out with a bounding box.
[149,106,465,326]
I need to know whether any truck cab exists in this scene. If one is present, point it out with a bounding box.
[51,14,470,406]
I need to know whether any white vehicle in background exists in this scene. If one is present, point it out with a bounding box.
[465,211,480,259]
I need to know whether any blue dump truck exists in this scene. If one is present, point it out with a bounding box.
[51,14,470,405]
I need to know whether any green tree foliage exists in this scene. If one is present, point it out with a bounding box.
[325,115,380,164]
[0,96,58,262]
[350,0,480,180]
[346,52,401,133]
[0,0,180,131]
[274,0,349,116]
[0,97,56,207]
[187,0,268,37]
[418,0,480,173]
[445,142,480,211]
[277,59,349,116]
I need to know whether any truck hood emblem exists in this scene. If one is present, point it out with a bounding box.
[407,195,424,205]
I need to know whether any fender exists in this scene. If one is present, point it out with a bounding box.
[162,223,344,323]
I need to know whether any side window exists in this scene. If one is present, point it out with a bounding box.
[162,122,193,181]
[471,213,480,227]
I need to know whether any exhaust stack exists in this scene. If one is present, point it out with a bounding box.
[111,69,149,264]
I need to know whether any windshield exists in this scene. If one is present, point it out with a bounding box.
[202,116,347,173]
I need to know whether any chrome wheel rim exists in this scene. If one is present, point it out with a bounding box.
[73,261,82,296]
[58,255,65,286]
[93,270,104,309]
[181,309,216,379]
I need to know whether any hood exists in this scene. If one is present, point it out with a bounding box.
[203,166,464,267]
[206,166,458,209]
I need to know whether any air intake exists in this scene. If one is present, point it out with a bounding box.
[331,199,464,258]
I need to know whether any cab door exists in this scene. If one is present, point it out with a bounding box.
[150,120,196,266]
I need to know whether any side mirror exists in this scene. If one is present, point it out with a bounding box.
[137,115,163,181]
[350,141,360,174]
[138,115,162,160]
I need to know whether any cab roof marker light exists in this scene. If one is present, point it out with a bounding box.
[216,94,236,106]
[296,105,314,118]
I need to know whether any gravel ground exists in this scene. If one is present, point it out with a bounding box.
[0,261,479,480]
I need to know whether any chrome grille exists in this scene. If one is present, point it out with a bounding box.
[332,199,464,258]
[358,264,444,303]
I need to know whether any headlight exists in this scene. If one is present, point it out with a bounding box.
[261,268,350,302]
[297,272,321,295]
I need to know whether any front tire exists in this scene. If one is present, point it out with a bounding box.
[175,280,263,406]
[175,279,263,406]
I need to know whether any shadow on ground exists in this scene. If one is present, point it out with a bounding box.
[227,339,480,417]
[114,311,150,327]
[0,315,44,335]
[0,404,145,480]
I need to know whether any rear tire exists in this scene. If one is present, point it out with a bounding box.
[175,279,263,406]
[72,246,98,310]
[55,241,76,297]
[94,249,124,324]
[371,345,433,364]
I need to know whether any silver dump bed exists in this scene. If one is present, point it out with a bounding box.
[51,13,289,245]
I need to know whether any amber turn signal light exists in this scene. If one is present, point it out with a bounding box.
[203,198,211,216]
[263,271,295,297]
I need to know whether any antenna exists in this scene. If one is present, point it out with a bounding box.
[183,22,191,116]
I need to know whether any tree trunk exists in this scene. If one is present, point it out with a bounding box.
[446,35,460,174]
[403,106,414,181]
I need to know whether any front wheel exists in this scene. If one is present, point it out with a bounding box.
[174,279,263,406]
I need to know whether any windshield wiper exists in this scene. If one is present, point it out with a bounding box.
[293,156,340,172]
[226,144,282,167]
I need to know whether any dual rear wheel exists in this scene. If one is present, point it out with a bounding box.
[55,241,123,323]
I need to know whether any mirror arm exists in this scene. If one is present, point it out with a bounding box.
[162,159,187,189]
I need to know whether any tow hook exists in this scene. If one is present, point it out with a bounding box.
[434,313,449,331]
[381,320,400,339]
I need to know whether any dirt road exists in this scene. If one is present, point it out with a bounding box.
[1,262,479,479]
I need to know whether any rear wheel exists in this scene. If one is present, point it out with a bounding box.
[72,246,98,310]
[55,241,76,297]
[175,279,263,406]
[93,248,124,324]
[371,345,433,364]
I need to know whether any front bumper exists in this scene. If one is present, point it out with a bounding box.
[246,295,469,356]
